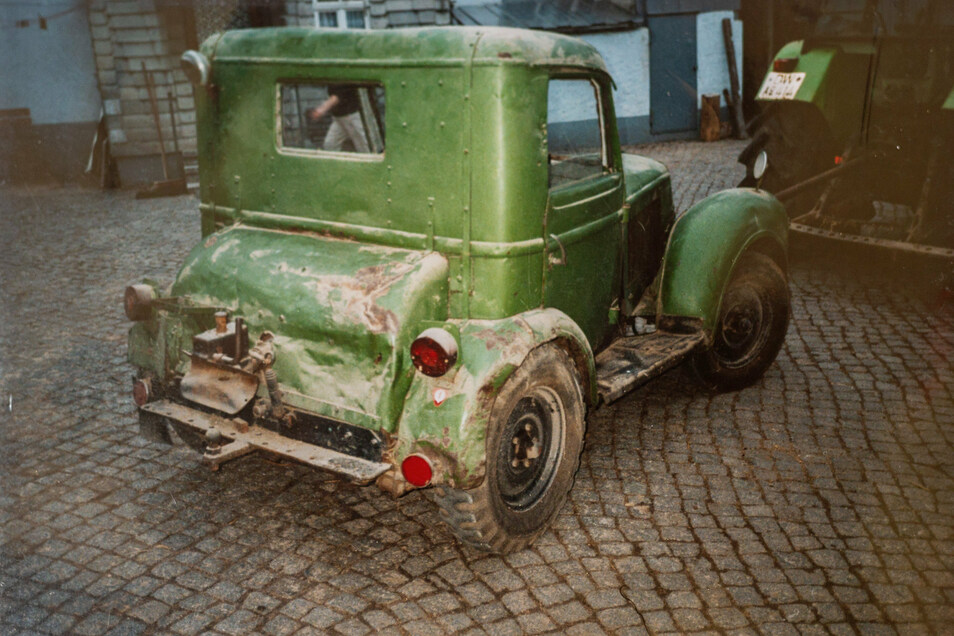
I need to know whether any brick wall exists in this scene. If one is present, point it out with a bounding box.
[88,0,201,184]
[369,0,450,27]
[284,1,450,28]
[88,0,449,185]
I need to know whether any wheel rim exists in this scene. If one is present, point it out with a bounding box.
[496,388,564,511]
[714,286,770,369]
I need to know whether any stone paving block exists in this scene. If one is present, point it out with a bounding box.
[2,140,953,635]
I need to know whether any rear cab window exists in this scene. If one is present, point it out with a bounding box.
[278,81,385,157]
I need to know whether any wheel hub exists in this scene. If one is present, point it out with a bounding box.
[511,422,542,468]
[496,390,564,511]
[719,289,763,355]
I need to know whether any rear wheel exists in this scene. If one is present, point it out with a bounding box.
[433,345,585,553]
[692,252,790,391]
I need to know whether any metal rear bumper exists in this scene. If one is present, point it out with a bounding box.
[140,399,391,484]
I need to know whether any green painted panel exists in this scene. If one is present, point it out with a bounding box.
[660,188,787,331]
[169,225,448,431]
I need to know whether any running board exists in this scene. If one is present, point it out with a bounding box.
[790,222,954,259]
[595,330,706,404]
[140,399,390,483]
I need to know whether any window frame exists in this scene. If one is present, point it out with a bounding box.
[312,0,369,29]
[546,75,616,191]
[274,80,386,162]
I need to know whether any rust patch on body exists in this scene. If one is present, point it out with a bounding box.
[304,260,416,334]
[472,327,516,351]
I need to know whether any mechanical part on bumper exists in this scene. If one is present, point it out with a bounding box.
[205,428,223,453]
[180,356,259,415]
[140,400,390,481]
[262,368,287,420]
[124,284,156,321]
[410,327,458,377]
[132,377,151,407]
[180,317,259,415]
[401,453,434,487]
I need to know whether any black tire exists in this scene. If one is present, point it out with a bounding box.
[739,105,836,218]
[692,252,790,391]
[433,345,585,554]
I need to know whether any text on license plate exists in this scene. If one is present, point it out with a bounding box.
[757,72,806,100]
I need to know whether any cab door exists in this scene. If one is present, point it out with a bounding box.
[543,77,625,349]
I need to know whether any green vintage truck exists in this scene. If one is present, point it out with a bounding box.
[126,26,789,553]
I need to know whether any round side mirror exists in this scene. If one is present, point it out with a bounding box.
[753,150,769,181]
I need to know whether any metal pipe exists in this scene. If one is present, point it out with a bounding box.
[774,155,870,202]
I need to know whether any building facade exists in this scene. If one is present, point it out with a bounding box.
[2,0,741,186]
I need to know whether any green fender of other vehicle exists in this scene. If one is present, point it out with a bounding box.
[393,308,595,490]
[758,41,869,148]
[658,188,787,335]
[944,86,954,111]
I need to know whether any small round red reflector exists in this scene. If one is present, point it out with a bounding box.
[401,454,433,487]
[133,379,151,407]
[410,328,458,377]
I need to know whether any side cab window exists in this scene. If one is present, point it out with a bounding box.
[547,78,614,188]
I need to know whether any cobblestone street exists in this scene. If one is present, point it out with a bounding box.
[1,139,953,635]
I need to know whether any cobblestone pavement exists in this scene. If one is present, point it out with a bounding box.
[2,139,953,635]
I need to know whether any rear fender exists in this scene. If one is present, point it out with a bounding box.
[392,308,594,490]
[658,189,787,336]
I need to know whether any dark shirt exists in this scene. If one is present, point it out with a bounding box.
[328,85,360,117]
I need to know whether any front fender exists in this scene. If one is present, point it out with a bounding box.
[658,188,787,334]
[392,308,594,489]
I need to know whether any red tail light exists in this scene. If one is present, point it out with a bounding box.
[410,328,458,377]
[773,58,798,72]
[401,454,434,487]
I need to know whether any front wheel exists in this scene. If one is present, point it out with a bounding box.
[434,345,585,554]
[692,252,790,391]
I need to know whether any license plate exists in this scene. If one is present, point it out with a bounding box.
[757,72,806,100]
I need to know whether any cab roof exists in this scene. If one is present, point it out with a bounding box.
[206,26,608,74]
